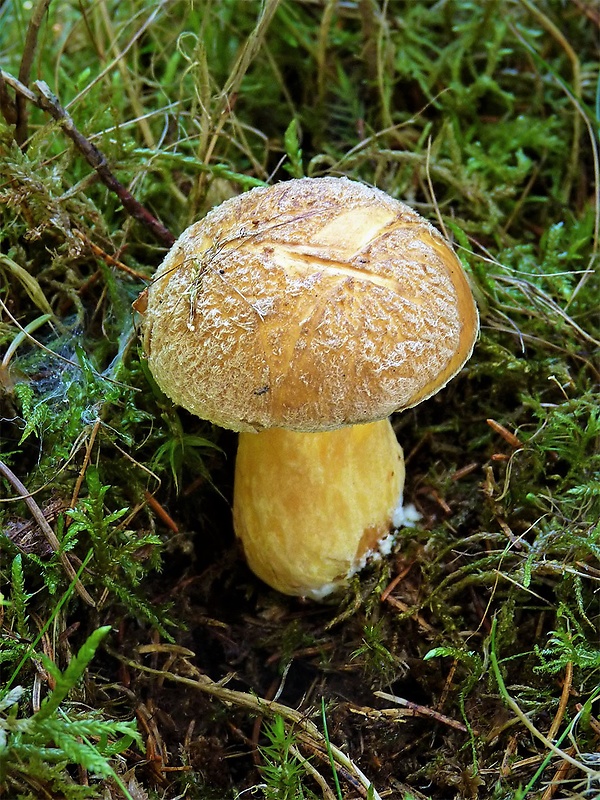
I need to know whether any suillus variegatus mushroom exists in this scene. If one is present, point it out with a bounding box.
[140,177,479,598]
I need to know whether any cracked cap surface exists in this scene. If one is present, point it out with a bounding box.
[142,177,479,432]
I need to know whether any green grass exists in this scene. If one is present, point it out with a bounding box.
[1,0,599,797]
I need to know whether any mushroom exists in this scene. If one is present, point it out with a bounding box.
[141,177,479,598]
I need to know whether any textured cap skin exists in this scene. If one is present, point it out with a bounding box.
[142,177,479,432]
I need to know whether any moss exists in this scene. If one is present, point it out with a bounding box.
[1,0,598,797]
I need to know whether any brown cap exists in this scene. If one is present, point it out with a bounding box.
[142,177,479,431]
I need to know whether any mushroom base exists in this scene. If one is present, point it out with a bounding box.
[233,419,405,598]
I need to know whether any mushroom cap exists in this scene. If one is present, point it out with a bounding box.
[143,177,479,432]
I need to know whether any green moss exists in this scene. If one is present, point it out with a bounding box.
[1,0,598,797]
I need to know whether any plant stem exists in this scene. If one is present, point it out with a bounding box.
[489,617,599,778]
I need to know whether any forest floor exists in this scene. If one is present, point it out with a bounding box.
[1,1,599,798]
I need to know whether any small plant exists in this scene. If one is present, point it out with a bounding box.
[534,604,600,677]
[0,625,141,800]
[65,467,171,636]
[351,617,405,686]
[257,716,317,800]
[282,118,304,179]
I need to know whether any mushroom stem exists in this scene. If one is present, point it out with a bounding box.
[233,418,405,598]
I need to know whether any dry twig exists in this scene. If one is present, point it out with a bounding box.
[0,459,95,606]
[547,661,574,742]
[373,691,476,735]
[109,647,384,800]
[0,69,175,248]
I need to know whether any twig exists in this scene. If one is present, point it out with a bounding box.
[73,230,149,281]
[35,80,175,247]
[143,491,179,534]
[547,661,574,742]
[108,648,384,800]
[383,594,434,632]
[451,462,480,481]
[15,0,53,146]
[70,420,101,510]
[0,69,175,248]
[489,617,599,778]
[437,658,459,711]
[295,735,370,798]
[373,692,475,734]
[0,459,95,606]
[289,744,337,800]
[380,562,413,601]
[486,418,523,449]
[540,746,577,800]
[500,734,519,777]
